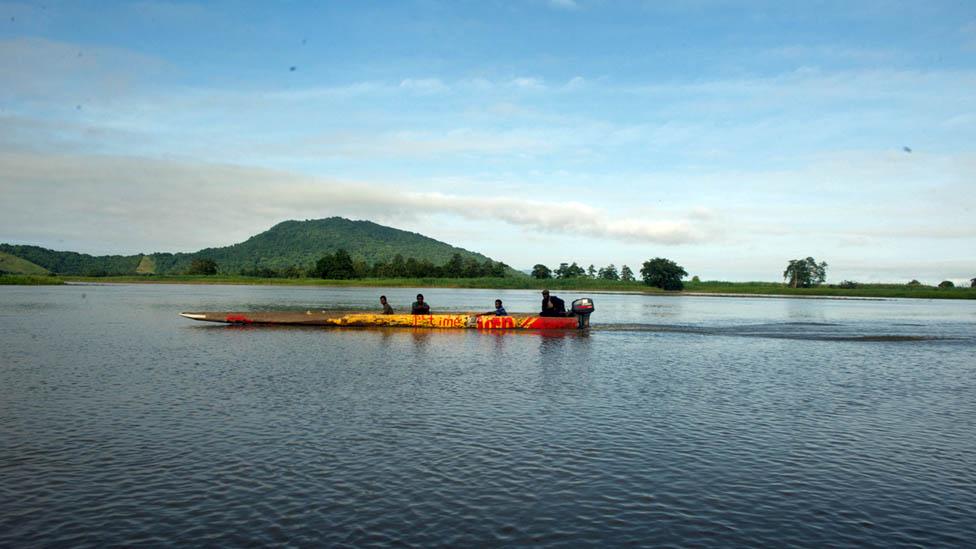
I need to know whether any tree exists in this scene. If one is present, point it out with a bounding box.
[971,278,976,288]
[938,280,954,289]
[389,254,406,278]
[555,262,585,279]
[691,275,700,283]
[620,265,635,282]
[587,264,597,278]
[640,257,688,290]
[598,264,619,280]
[314,249,355,279]
[907,279,922,287]
[531,264,552,279]
[783,257,827,288]
[444,253,464,277]
[187,258,218,275]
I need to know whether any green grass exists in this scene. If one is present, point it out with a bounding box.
[683,280,976,299]
[0,251,49,275]
[53,274,976,299]
[0,274,65,285]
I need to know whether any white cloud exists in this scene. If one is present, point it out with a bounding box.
[548,0,579,10]
[566,76,586,89]
[398,78,448,93]
[0,37,169,103]
[0,151,715,253]
[511,77,546,90]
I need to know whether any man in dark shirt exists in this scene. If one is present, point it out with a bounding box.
[379,295,394,314]
[411,293,430,315]
[540,289,566,316]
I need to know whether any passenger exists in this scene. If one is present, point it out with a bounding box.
[540,289,566,317]
[411,293,430,315]
[484,299,507,316]
[379,295,394,315]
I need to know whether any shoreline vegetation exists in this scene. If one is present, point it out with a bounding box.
[3,274,974,299]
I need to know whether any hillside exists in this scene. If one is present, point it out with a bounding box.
[0,251,49,275]
[1,218,509,276]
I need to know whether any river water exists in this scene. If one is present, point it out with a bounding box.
[2,284,974,547]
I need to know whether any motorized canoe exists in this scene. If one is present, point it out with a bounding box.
[180,298,595,330]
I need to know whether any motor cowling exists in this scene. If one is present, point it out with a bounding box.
[572,298,594,328]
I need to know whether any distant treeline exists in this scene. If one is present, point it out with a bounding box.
[0,244,142,276]
[530,262,636,281]
[240,250,512,279]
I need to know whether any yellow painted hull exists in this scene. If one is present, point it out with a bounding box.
[180,311,581,329]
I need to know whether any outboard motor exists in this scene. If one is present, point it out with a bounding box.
[571,297,595,329]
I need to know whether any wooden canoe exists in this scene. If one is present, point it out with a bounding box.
[180,311,584,329]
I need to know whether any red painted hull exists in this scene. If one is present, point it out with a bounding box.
[180,311,582,329]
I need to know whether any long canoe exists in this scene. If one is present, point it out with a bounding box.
[180,311,585,329]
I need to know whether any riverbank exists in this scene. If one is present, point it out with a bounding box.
[5,274,972,299]
[0,275,65,285]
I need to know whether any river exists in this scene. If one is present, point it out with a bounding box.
[2,284,974,546]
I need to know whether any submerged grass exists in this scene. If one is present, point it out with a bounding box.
[50,274,976,299]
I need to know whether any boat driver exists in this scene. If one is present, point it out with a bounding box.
[540,289,566,317]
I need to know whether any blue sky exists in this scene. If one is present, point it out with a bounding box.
[2,0,974,283]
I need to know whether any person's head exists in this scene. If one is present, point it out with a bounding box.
[542,289,550,298]
[416,293,424,302]
[380,295,387,304]
[495,299,502,307]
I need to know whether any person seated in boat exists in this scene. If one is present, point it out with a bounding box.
[411,293,430,315]
[540,289,566,317]
[483,299,507,316]
[379,295,394,315]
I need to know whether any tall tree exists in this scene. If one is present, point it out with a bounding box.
[186,258,218,275]
[444,253,464,277]
[620,265,635,282]
[783,257,827,288]
[598,264,619,280]
[587,264,597,278]
[315,249,355,279]
[531,264,552,279]
[640,257,688,290]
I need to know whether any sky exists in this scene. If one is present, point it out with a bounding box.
[1,0,974,283]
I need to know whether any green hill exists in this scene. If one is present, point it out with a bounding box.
[0,251,50,275]
[1,217,512,276]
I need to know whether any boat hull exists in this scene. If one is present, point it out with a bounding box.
[180,311,581,329]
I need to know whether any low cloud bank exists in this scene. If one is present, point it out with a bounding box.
[0,152,710,253]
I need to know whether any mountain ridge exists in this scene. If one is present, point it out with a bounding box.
[0,217,509,276]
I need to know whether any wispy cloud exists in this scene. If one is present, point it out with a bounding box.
[0,151,715,253]
[398,78,448,93]
[548,0,579,11]
[0,37,170,103]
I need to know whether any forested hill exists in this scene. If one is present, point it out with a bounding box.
[0,218,502,276]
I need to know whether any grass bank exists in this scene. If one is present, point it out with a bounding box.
[49,274,976,299]
[0,274,65,285]
[683,281,976,300]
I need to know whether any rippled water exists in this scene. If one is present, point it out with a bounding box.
[2,284,975,546]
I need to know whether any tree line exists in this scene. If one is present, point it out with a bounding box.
[197,251,974,290]
[235,251,511,279]
[531,262,637,282]
[532,259,689,290]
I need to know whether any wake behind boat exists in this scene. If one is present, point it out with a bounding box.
[181,298,595,330]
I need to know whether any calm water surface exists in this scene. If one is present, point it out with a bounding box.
[2,284,975,547]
